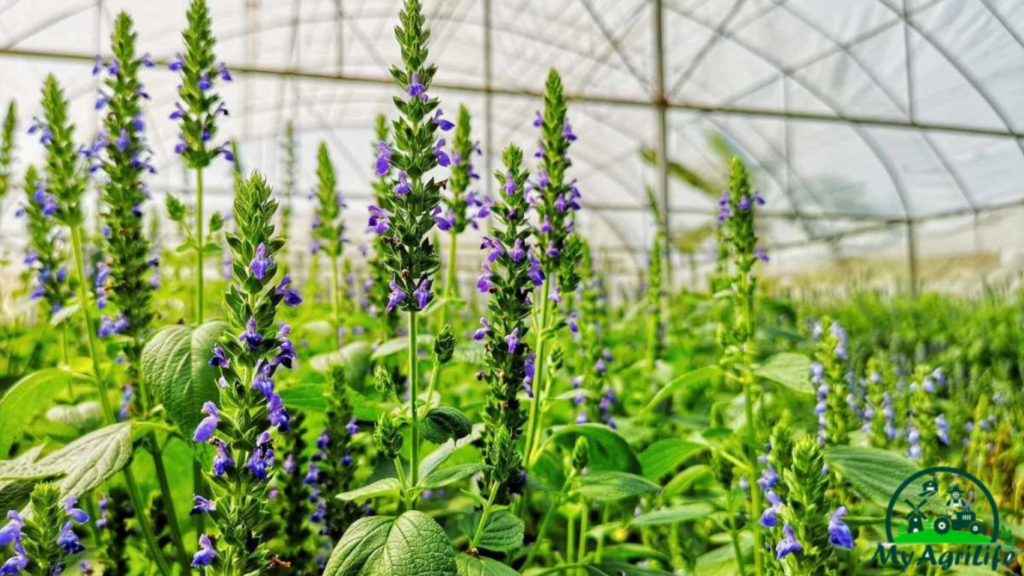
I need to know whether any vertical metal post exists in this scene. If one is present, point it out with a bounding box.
[906,220,918,296]
[483,0,494,201]
[652,0,672,289]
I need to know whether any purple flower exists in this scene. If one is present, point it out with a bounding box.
[760,491,782,528]
[568,311,579,335]
[828,506,854,549]
[386,280,407,312]
[275,275,303,306]
[115,129,130,152]
[198,73,212,91]
[368,205,391,234]
[375,141,392,176]
[473,318,490,341]
[413,278,433,309]
[775,524,803,560]
[209,345,229,368]
[476,264,493,293]
[431,109,454,131]
[536,170,550,190]
[193,402,220,443]
[754,190,765,205]
[432,206,454,231]
[524,354,536,398]
[757,464,779,492]
[717,191,731,222]
[118,384,133,421]
[218,62,232,82]
[346,417,359,436]
[533,110,543,128]
[510,239,526,263]
[503,173,516,197]
[246,432,275,479]
[98,314,129,338]
[57,522,85,554]
[240,317,264,350]
[140,53,155,68]
[527,251,544,286]
[406,71,426,98]
[169,53,184,71]
[433,140,450,167]
[481,237,504,263]
[212,440,234,476]
[191,534,217,567]
[304,462,320,487]
[1,541,27,574]
[936,413,950,445]
[394,171,412,196]
[0,512,23,546]
[563,118,577,141]
[190,495,216,516]
[34,184,58,217]
[505,327,521,354]
[268,391,290,430]
[64,495,89,524]
[250,243,272,280]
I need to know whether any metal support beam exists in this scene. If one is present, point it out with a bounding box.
[652,0,671,290]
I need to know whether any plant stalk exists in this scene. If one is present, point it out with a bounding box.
[331,255,341,347]
[408,311,421,494]
[195,167,205,324]
[470,482,501,549]
[440,229,458,328]
[523,277,551,466]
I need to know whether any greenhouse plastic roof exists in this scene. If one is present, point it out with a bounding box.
[1,0,1023,284]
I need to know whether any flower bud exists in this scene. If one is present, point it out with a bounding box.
[572,436,589,473]
[373,413,404,460]
[374,365,395,395]
[433,324,456,365]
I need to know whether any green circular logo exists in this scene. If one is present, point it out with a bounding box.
[885,466,999,545]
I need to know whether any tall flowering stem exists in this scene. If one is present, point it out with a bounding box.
[813,317,853,447]
[317,365,361,541]
[644,193,664,371]
[716,157,769,575]
[524,69,583,466]
[438,104,481,326]
[477,143,534,503]
[191,173,298,573]
[312,142,345,345]
[1,483,88,575]
[95,14,193,573]
[279,120,296,252]
[573,241,614,426]
[371,0,445,491]
[169,0,233,325]
[777,437,838,573]
[0,100,15,231]
[21,166,73,320]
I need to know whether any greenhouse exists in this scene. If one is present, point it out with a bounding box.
[0,0,1021,575]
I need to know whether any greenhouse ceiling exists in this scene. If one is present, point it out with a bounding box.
[0,0,1022,285]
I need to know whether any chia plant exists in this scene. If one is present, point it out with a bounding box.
[715,156,769,574]
[311,142,346,344]
[189,172,300,573]
[523,69,583,467]
[21,166,73,320]
[271,411,316,575]
[475,143,534,503]
[0,100,16,231]
[0,484,90,576]
[317,365,361,541]
[367,114,396,328]
[279,120,297,252]
[95,489,135,575]
[167,0,234,324]
[906,365,939,464]
[813,317,854,447]
[571,239,615,427]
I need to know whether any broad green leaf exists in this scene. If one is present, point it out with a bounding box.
[633,502,716,526]
[323,510,458,576]
[419,463,489,490]
[278,382,381,420]
[694,532,752,576]
[462,511,524,552]
[644,366,720,412]
[142,321,228,436]
[310,341,374,383]
[455,554,520,576]
[574,471,661,501]
[664,465,714,498]
[0,447,56,512]
[585,562,674,576]
[422,407,473,445]
[336,477,401,502]
[48,303,82,327]
[599,544,671,565]
[753,353,813,394]
[0,369,92,457]
[419,424,484,480]
[372,335,433,360]
[46,402,103,432]
[549,424,641,474]
[639,439,705,481]
[824,446,938,514]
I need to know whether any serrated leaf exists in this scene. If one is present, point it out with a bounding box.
[336,477,401,502]
[372,335,433,360]
[639,439,705,481]
[142,321,228,436]
[575,471,661,501]
[419,424,484,480]
[323,510,458,576]
[753,353,813,394]
[824,446,939,514]
[632,502,716,526]
[465,511,523,552]
[419,463,489,490]
[0,369,92,457]
[644,366,720,412]
[422,407,473,445]
[46,402,103,432]
[549,424,641,474]
[0,447,57,513]
[455,555,519,576]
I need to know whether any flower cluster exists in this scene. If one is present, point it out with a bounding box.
[366,114,399,325]
[477,144,536,502]
[190,173,300,573]
[313,364,362,541]
[20,167,73,316]
[437,104,487,235]
[812,317,854,447]
[1,484,88,575]
[571,241,617,427]
[906,365,939,463]
[0,101,15,224]
[311,143,346,259]
[32,75,88,227]
[367,0,445,314]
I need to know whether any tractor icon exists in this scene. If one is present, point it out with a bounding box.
[934,509,984,535]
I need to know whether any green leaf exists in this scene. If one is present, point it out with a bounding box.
[599,544,671,565]
[142,321,228,436]
[419,424,484,480]
[693,533,752,576]
[574,471,661,501]
[336,477,402,502]
[585,561,674,576]
[278,382,381,421]
[0,447,57,512]
[753,353,812,394]
[323,510,458,576]
[632,502,716,526]
[310,341,374,383]
[639,439,705,481]
[463,511,524,552]
[46,402,103,432]
[48,302,82,327]
[421,407,474,445]
[823,446,939,514]
[0,369,92,457]
[664,465,714,498]
[644,366,720,412]
[372,335,433,360]
[549,424,641,474]
[455,554,520,576]
[419,463,489,490]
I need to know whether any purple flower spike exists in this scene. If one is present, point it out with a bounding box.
[240,317,264,350]
[776,524,803,560]
[828,506,854,549]
[394,171,412,196]
[413,278,433,309]
[375,141,392,176]
[191,534,217,567]
[249,242,272,280]
[193,401,220,443]
[190,495,216,516]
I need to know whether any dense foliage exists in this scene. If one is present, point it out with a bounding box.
[0,1,1022,575]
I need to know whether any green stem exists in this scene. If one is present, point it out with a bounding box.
[566,499,576,568]
[576,497,588,576]
[152,443,191,573]
[440,229,458,328]
[423,362,441,411]
[123,453,174,576]
[470,482,501,549]
[69,225,112,420]
[524,277,552,466]
[394,458,411,511]
[743,370,763,576]
[726,489,746,576]
[524,473,574,568]
[595,504,609,563]
[408,311,421,496]
[195,167,205,324]
[331,255,341,347]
